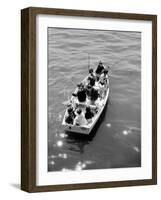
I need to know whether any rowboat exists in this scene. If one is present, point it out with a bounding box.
[62,73,110,135]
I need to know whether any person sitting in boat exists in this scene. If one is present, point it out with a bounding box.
[65,107,76,125]
[74,108,86,126]
[99,68,109,86]
[88,68,96,80]
[89,75,102,91]
[98,69,109,99]
[90,87,99,104]
[85,106,94,123]
[86,85,92,98]
[104,68,109,76]
[72,83,87,103]
[88,76,95,87]
[95,61,105,76]
[98,80,105,98]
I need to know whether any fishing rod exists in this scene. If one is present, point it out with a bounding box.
[103,56,129,76]
[107,53,137,69]
[88,53,90,72]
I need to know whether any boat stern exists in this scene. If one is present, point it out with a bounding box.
[62,123,90,135]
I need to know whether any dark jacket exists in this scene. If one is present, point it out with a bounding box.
[91,88,99,101]
[77,89,86,102]
[86,86,92,97]
[65,115,74,124]
[95,64,104,75]
[85,110,94,120]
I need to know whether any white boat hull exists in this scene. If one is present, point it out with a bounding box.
[62,78,110,135]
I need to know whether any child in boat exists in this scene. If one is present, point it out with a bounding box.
[85,106,94,123]
[65,107,76,125]
[74,108,87,126]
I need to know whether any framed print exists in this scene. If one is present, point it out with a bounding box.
[21,7,157,192]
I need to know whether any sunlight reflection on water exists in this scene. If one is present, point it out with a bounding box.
[56,140,63,147]
[106,123,111,128]
[133,146,140,153]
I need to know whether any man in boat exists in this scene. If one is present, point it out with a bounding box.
[72,83,87,103]
[88,76,95,87]
[98,80,105,98]
[74,108,87,126]
[95,61,105,77]
[65,107,76,125]
[90,87,99,105]
[88,68,96,80]
[85,75,100,104]
[100,68,108,81]
[85,106,94,123]
[86,84,92,99]
[98,69,109,98]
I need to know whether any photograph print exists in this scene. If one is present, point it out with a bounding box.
[48,27,141,172]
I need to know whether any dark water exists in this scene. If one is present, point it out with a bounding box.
[48,28,141,172]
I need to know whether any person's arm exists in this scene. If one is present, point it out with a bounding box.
[72,111,76,118]
[72,92,77,97]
